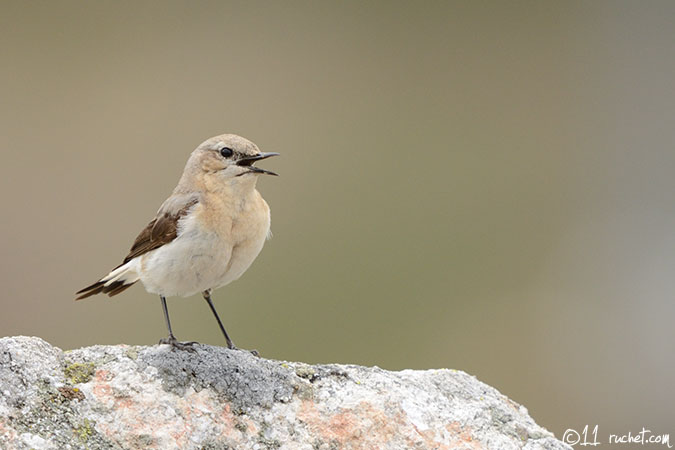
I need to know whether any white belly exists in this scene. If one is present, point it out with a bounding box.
[137,198,270,297]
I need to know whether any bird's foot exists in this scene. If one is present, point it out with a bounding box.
[159,336,199,352]
[226,343,259,357]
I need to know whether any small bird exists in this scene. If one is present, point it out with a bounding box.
[76,134,278,351]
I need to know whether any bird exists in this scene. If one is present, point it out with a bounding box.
[76,134,278,351]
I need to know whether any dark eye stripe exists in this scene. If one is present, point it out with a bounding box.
[220,147,234,158]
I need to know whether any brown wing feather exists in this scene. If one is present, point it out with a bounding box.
[123,198,199,263]
[75,197,199,300]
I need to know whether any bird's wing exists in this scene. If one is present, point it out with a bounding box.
[123,194,200,263]
[75,194,200,300]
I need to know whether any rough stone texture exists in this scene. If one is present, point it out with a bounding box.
[0,336,569,450]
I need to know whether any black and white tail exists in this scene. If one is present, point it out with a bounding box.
[75,261,140,300]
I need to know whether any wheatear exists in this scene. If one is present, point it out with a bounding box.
[76,134,278,351]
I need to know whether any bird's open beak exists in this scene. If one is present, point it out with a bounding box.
[236,152,280,176]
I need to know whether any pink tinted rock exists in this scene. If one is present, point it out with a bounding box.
[0,337,569,449]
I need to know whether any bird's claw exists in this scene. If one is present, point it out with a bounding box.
[159,337,199,352]
[227,344,259,357]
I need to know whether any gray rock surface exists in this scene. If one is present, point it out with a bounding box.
[0,336,569,449]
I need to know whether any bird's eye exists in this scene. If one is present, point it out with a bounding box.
[219,147,234,158]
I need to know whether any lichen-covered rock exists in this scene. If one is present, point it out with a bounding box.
[0,336,569,449]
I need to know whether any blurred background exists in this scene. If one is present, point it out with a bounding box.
[1,0,673,444]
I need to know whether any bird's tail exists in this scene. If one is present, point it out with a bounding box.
[75,261,140,300]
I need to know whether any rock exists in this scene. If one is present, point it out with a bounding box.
[0,336,569,449]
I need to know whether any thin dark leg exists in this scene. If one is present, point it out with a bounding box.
[202,290,236,349]
[158,295,197,351]
[160,295,175,339]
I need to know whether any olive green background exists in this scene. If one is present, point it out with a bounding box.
[1,0,674,442]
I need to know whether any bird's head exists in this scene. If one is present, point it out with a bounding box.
[181,134,279,192]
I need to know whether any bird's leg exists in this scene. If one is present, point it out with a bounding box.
[202,290,236,349]
[158,295,197,352]
[202,290,258,355]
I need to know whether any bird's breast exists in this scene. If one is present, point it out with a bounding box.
[138,190,270,297]
[190,189,270,289]
[214,190,271,287]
